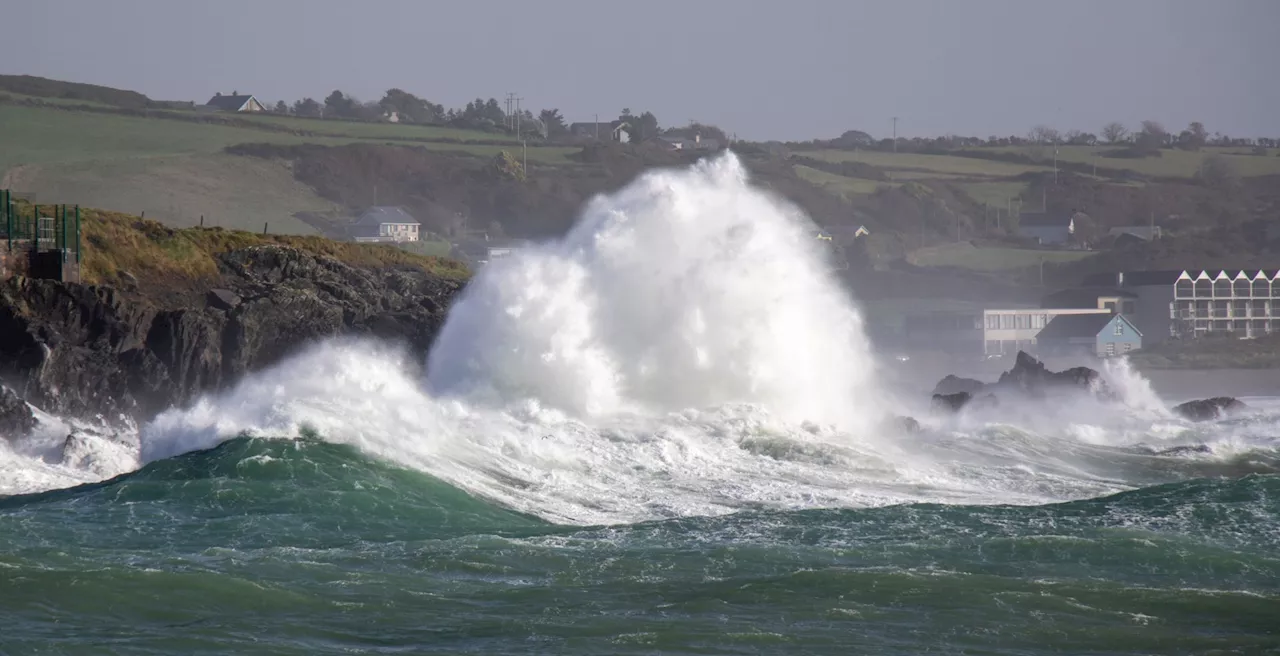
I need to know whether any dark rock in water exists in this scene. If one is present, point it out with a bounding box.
[0,245,464,424]
[931,392,972,413]
[1154,444,1213,457]
[895,416,922,433]
[971,393,1000,410]
[0,386,36,438]
[206,288,241,311]
[1173,397,1248,422]
[932,375,985,397]
[992,351,1111,399]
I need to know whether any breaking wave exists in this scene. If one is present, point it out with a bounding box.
[2,152,1278,525]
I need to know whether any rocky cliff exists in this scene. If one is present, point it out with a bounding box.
[0,245,464,425]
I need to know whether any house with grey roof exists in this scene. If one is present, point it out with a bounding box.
[1036,312,1142,358]
[1108,225,1162,241]
[351,206,421,243]
[203,92,265,113]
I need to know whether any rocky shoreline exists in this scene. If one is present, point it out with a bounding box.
[0,244,464,430]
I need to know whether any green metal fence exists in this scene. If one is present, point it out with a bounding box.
[1,190,81,264]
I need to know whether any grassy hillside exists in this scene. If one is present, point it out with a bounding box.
[906,242,1096,271]
[4,154,338,234]
[77,207,469,290]
[0,104,577,177]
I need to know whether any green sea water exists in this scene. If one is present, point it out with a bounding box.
[2,437,1277,655]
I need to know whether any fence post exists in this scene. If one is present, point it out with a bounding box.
[263,222,268,235]
[60,204,67,266]
[76,206,81,263]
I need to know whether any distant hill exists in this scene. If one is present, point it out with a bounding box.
[0,74,151,109]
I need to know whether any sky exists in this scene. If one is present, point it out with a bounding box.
[2,0,1276,141]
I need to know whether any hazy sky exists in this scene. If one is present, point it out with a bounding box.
[3,0,1276,141]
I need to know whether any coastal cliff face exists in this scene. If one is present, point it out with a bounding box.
[0,245,464,424]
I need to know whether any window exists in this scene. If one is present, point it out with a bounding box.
[985,340,1001,354]
[1001,314,1015,330]
[1016,314,1030,330]
[1106,343,1116,356]
[1123,343,1133,352]
[1114,322,1123,336]
[986,314,999,330]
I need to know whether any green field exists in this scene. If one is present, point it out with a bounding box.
[4,154,341,234]
[992,145,1280,178]
[954,181,1030,207]
[793,165,892,198]
[0,104,579,235]
[907,242,1096,271]
[0,105,576,176]
[807,150,1050,177]
[231,112,507,143]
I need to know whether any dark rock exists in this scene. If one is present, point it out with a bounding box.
[206,288,241,311]
[932,374,985,396]
[1173,397,1248,422]
[931,392,972,413]
[895,416,922,433]
[0,245,464,424]
[0,385,36,438]
[1154,444,1213,457]
[992,351,1111,399]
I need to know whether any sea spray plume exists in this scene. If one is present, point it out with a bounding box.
[426,152,888,429]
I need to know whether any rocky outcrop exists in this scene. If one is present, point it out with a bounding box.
[0,245,465,424]
[930,352,1109,414]
[1173,397,1248,422]
[931,392,973,413]
[0,385,35,437]
[931,375,984,397]
[991,351,1111,399]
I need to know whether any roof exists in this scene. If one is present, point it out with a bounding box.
[1018,212,1073,228]
[1081,270,1183,287]
[205,94,255,111]
[1036,313,1123,340]
[1108,226,1162,240]
[568,121,625,136]
[1040,287,1136,308]
[357,206,419,226]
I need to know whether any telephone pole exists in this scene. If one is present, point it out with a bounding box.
[515,96,523,140]
[892,116,898,153]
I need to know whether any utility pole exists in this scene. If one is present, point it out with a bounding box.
[892,116,898,153]
[516,97,523,140]
[1053,147,1059,184]
[594,113,599,141]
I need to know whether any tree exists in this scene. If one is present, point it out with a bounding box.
[1177,121,1209,151]
[324,90,359,118]
[273,100,289,114]
[1028,125,1061,144]
[539,109,567,137]
[1102,122,1128,144]
[619,109,659,142]
[379,88,443,124]
[834,129,875,148]
[292,97,321,117]
[1136,120,1168,149]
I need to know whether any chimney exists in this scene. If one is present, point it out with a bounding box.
[1118,272,1125,287]
[695,133,701,144]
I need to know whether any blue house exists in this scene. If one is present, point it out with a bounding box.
[1036,313,1142,357]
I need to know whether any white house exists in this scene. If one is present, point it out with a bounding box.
[352,206,421,243]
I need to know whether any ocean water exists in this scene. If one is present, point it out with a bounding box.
[2,153,1278,655]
